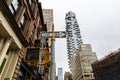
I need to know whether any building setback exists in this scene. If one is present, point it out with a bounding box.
[70,44,97,80]
[92,49,120,80]
[65,11,83,65]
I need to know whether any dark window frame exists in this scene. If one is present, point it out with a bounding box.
[31,25,36,36]
[9,0,21,16]
[19,13,27,30]
[29,0,33,6]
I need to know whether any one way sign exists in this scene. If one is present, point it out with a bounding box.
[41,31,66,38]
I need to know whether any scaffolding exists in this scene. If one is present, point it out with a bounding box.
[92,49,120,80]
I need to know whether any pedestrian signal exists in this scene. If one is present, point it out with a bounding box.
[25,48,39,62]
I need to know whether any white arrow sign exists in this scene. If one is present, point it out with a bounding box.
[41,31,66,38]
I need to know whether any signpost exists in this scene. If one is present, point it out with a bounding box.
[40,30,66,80]
[41,31,66,38]
[24,29,66,79]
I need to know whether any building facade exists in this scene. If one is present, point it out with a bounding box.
[64,72,72,80]
[42,9,53,48]
[0,0,47,79]
[58,68,63,80]
[92,49,120,80]
[65,11,83,64]
[42,9,53,32]
[70,44,97,80]
[42,9,53,51]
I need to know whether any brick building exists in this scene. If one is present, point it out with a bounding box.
[0,0,48,79]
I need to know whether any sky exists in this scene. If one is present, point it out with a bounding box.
[39,0,120,75]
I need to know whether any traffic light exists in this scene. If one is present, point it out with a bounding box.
[24,47,51,66]
[25,48,40,62]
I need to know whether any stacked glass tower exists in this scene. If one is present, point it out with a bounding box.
[65,11,83,64]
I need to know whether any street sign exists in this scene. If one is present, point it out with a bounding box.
[41,31,66,38]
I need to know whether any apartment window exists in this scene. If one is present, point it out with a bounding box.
[0,58,7,74]
[35,12,39,21]
[31,25,36,36]
[29,0,33,6]
[19,13,27,30]
[9,0,21,16]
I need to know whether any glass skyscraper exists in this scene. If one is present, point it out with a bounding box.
[65,11,83,64]
[58,68,63,80]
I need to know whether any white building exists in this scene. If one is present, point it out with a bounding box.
[65,11,83,65]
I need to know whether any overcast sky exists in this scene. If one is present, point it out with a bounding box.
[40,0,120,74]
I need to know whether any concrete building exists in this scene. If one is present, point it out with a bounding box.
[42,9,53,31]
[92,49,120,80]
[58,68,63,80]
[64,72,72,80]
[0,0,47,79]
[65,11,83,65]
[42,9,53,51]
[70,44,97,80]
[42,9,53,50]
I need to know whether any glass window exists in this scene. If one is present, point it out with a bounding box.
[35,12,38,21]
[12,0,19,11]
[31,25,36,36]
[19,14,27,30]
[29,0,32,6]
[9,0,21,15]
[21,15,25,25]
[9,5,14,14]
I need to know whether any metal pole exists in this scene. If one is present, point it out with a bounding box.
[50,24,55,80]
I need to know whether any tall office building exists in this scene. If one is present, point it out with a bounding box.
[65,11,83,62]
[58,68,63,80]
[42,9,53,31]
[70,44,97,80]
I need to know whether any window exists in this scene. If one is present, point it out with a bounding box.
[19,13,27,30]
[9,0,21,16]
[29,0,32,6]
[9,5,14,14]
[0,58,7,74]
[31,25,36,36]
[35,12,39,21]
